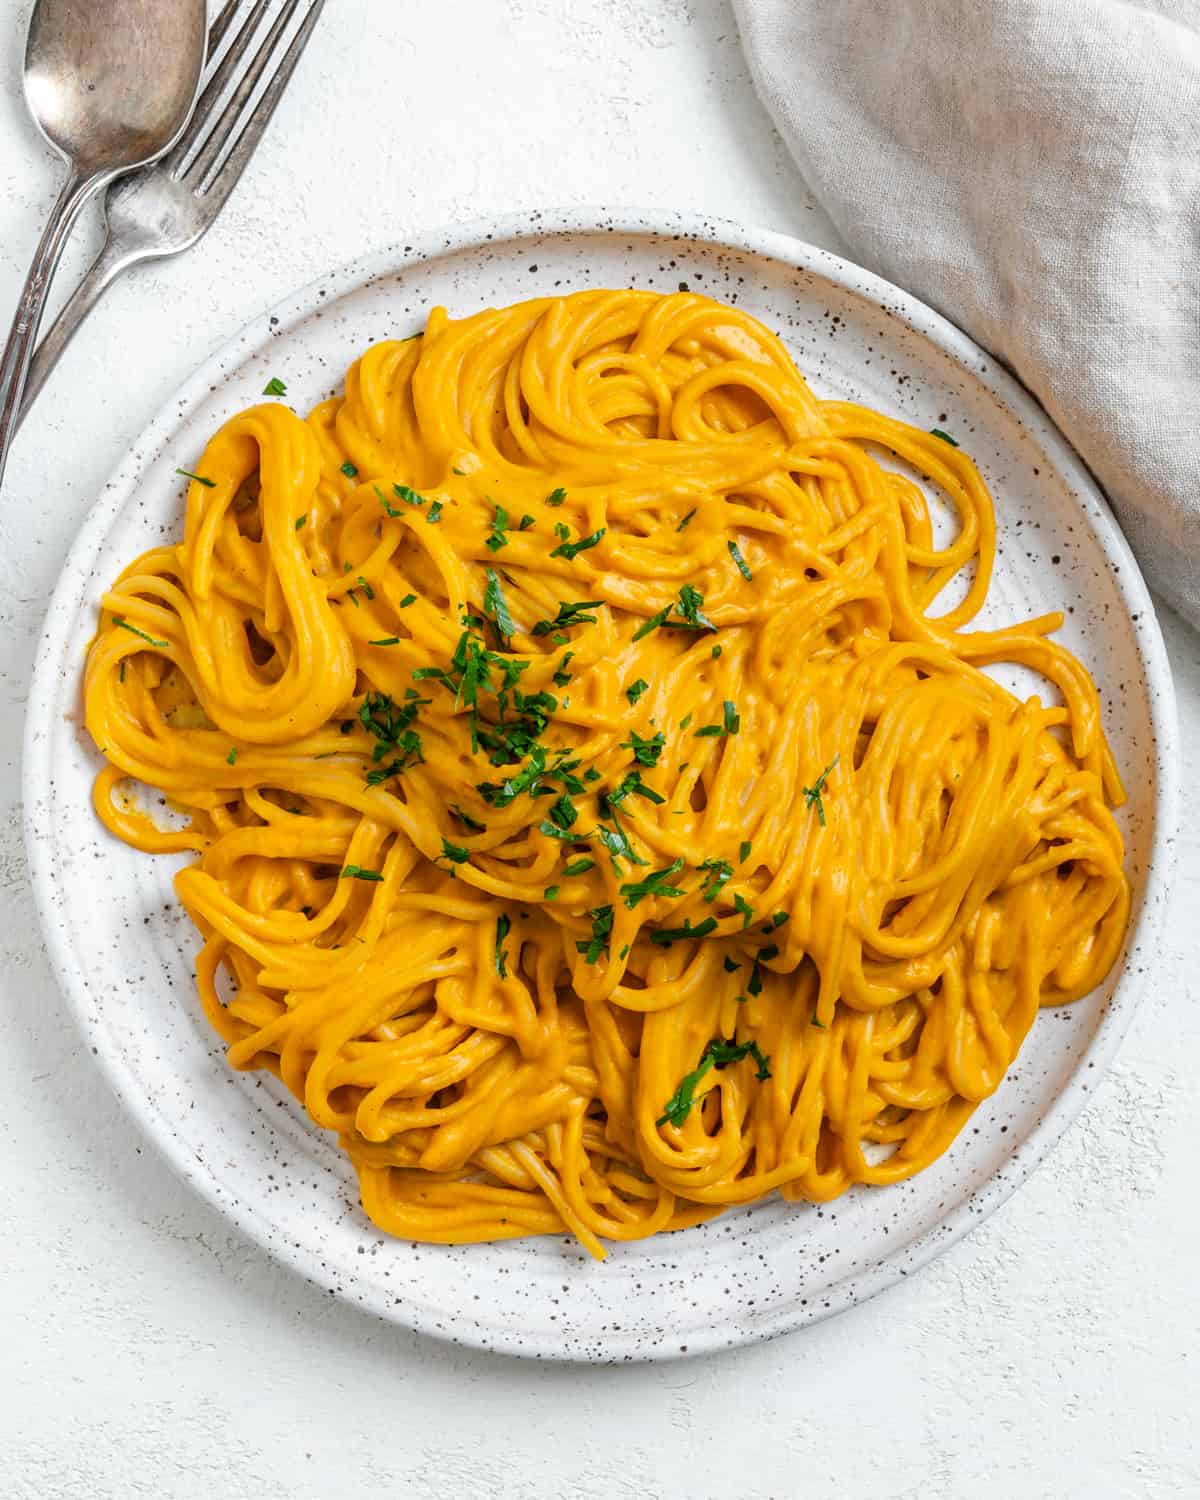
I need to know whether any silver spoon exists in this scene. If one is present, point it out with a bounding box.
[0,0,207,491]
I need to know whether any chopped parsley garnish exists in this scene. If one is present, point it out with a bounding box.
[650,915,718,946]
[294,514,307,531]
[359,689,426,783]
[545,487,567,507]
[699,858,732,902]
[539,818,589,842]
[394,483,427,507]
[632,605,672,642]
[532,599,603,636]
[175,468,215,487]
[426,499,444,524]
[727,539,753,581]
[482,567,517,648]
[711,644,722,659]
[747,960,764,997]
[226,747,237,765]
[354,576,374,599]
[369,636,402,646]
[113,616,167,648]
[633,584,716,641]
[733,893,754,929]
[811,1014,826,1028]
[441,838,470,866]
[802,753,840,827]
[576,905,614,964]
[676,508,696,532]
[486,504,509,552]
[544,885,559,900]
[376,485,403,518]
[739,840,752,862]
[563,856,595,876]
[622,729,665,767]
[552,652,574,687]
[477,744,547,808]
[605,770,665,808]
[657,1036,772,1126]
[931,428,959,447]
[495,913,511,977]
[546,793,578,831]
[695,701,740,737]
[626,679,649,705]
[722,955,742,973]
[398,593,417,608]
[341,865,383,882]
[518,514,536,531]
[550,526,606,561]
[452,805,486,833]
[620,857,686,909]
[262,376,287,396]
[597,818,646,870]
[340,460,358,478]
[769,911,788,929]
[676,584,715,631]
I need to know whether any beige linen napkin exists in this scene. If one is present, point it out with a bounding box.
[733,0,1200,628]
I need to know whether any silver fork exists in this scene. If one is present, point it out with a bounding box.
[19,0,325,423]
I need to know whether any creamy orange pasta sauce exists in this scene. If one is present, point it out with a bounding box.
[84,289,1129,1257]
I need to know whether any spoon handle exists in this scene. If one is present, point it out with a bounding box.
[0,170,105,490]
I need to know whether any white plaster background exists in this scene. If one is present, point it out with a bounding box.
[0,2,1196,1495]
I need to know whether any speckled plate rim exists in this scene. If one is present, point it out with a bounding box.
[24,208,1180,1361]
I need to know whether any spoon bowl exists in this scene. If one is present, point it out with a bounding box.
[0,0,206,489]
[24,0,205,169]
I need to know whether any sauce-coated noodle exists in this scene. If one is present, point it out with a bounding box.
[84,290,1129,1258]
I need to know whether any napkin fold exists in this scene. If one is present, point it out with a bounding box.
[733,0,1200,629]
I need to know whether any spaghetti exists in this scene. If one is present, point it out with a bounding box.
[84,289,1130,1258]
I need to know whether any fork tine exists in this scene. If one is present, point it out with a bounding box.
[205,0,245,61]
[191,1,325,199]
[166,0,274,173]
[182,0,310,191]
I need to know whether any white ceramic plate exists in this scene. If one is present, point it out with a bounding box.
[24,210,1178,1361]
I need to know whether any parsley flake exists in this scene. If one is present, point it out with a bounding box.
[175,468,215,488]
[802,753,840,827]
[486,503,509,552]
[550,527,606,561]
[495,913,511,977]
[620,858,686,909]
[650,916,718,946]
[576,904,614,964]
[113,616,167,648]
[532,599,603,636]
[482,567,517,648]
[727,539,753,581]
[441,838,470,866]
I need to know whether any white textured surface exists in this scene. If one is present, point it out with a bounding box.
[0,0,1196,1492]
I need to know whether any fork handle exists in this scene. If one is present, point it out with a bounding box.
[0,169,105,488]
[19,230,152,426]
